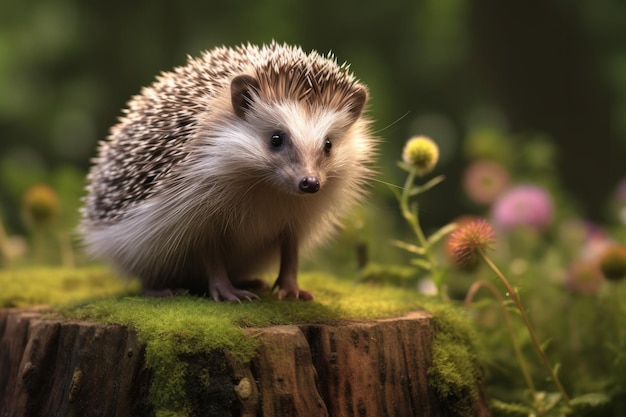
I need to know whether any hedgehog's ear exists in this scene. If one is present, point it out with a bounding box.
[345,86,368,124]
[231,75,260,119]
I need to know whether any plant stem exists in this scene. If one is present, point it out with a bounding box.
[481,253,571,405]
[399,171,441,292]
[400,172,421,238]
[465,279,536,395]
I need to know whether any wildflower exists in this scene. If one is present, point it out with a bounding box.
[491,185,554,231]
[445,215,478,269]
[401,136,439,176]
[459,217,571,404]
[22,184,60,229]
[598,244,626,281]
[565,261,604,294]
[462,160,511,205]
[447,219,495,269]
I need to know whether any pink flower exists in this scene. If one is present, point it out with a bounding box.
[491,185,554,231]
[462,160,511,205]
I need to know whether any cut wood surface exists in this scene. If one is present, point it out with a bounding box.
[0,308,490,417]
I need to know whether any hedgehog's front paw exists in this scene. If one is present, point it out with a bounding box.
[209,279,260,302]
[277,287,314,301]
[273,275,314,301]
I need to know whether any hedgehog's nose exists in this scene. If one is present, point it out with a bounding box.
[299,176,320,193]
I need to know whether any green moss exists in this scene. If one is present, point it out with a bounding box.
[0,266,139,308]
[423,301,486,417]
[0,267,424,415]
[0,266,484,416]
[63,296,260,414]
[356,262,420,287]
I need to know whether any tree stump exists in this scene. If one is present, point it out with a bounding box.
[0,308,490,417]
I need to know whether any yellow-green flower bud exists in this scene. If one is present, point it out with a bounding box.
[402,136,439,176]
[22,184,60,229]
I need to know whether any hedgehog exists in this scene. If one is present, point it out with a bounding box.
[80,42,376,302]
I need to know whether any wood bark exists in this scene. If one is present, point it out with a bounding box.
[0,308,490,417]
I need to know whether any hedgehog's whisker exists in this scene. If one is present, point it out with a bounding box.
[371,178,403,189]
[372,110,410,134]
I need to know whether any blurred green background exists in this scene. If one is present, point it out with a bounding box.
[1,0,625,239]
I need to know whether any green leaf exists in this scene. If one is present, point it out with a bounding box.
[391,240,425,255]
[569,393,610,408]
[408,174,446,196]
[426,222,458,247]
[410,258,432,270]
[532,391,561,412]
[490,399,534,416]
[540,338,553,353]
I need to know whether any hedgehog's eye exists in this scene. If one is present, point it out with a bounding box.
[324,137,332,156]
[270,131,285,149]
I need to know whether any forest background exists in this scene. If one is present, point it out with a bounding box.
[1,0,624,249]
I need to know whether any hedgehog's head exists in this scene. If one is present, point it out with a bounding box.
[226,67,370,199]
